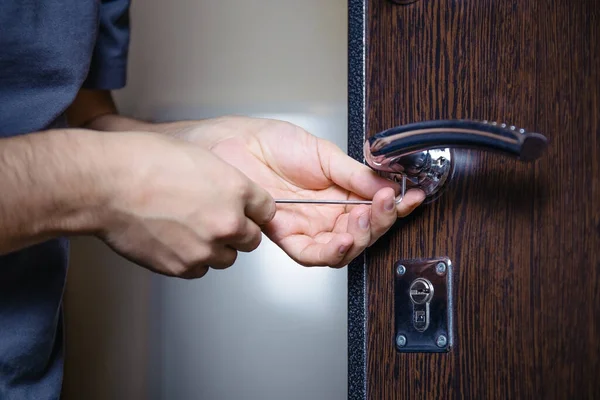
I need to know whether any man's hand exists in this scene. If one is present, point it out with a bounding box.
[172,116,426,268]
[0,129,275,279]
[97,131,276,278]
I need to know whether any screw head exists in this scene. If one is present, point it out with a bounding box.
[396,334,407,347]
[435,262,447,275]
[436,335,448,348]
[397,265,406,275]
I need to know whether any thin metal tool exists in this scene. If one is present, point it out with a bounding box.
[275,174,406,205]
[275,198,374,205]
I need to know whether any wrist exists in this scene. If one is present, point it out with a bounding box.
[29,129,135,241]
[36,130,118,237]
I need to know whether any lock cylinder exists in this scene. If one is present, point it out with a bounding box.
[409,278,434,331]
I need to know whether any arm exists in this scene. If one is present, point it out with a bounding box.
[66,89,221,148]
[67,89,200,134]
[1,86,148,254]
[0,125,274,276]
[0,129,113,254]
[0,0,274,274]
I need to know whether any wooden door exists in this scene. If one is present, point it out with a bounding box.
[347,0,600,399]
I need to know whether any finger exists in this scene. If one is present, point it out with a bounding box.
[244,180,277,226]
[279,232,354,267]
[180,264,210,280]
[339,204,372,264]
[396,189,426,217]
[228,219,263,252]
[367,187,398,245]
[206,245,238,269]
[318,139,401,199]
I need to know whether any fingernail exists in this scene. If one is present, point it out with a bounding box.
[385,196,395,211]
[339,244,349,254]
[359,213,370,230]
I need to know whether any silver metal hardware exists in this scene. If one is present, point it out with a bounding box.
[394,257,453,353]
[409,278,434,332]
[368,148,453,202]
[409,278,434,304]
[275,199,373,205]
[436,335,448,348]
[364,119,548,202]
[275,174,406,206]
[436,262,447,275]
[396,334,407,347]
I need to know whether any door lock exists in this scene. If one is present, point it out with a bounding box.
[395,258,453,353]
[409,278,434,332]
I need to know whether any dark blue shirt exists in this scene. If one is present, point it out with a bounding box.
[0,1,130,398]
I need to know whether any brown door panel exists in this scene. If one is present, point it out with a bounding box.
[348,0,600,399]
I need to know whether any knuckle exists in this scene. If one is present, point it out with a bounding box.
[330,261,346,269]
[230,176,251,197]
[397,206,415,218]
[246,228,263,251]
[180,270,200,280]
[353,233,370,248]
[226,250,238,266]
[171,247,212,276]
[188,248,212,267]
[212,248,238,268]
[168,261,195,278]
[180,266,210,280]
[217,214,245,238]
[261,199,277,224]
[250,193,275,226]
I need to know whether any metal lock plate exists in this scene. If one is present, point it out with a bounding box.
[394,257,453,353]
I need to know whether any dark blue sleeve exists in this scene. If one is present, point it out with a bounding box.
[82,0,131,90]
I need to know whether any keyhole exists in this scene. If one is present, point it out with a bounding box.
[409,278,434,304]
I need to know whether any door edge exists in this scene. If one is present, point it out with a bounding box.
[347,0,368,399]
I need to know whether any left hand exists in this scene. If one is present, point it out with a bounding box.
[173,116,425,268]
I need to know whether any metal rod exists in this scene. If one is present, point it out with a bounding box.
[274,174,407,206]
[275,199,373,205]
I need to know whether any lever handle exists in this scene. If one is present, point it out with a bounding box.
[363,119,549,199]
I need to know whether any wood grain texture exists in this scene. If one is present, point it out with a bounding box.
[363,0,600,398]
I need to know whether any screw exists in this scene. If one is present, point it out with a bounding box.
[397,265,406,275]
[396,334,407,347]
[436,335,448,348]
[436,262,446,275]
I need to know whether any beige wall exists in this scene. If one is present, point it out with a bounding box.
[116,0,347,118]
[62,1,348,400]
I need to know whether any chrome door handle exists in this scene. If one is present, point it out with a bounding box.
[364,120,548,200]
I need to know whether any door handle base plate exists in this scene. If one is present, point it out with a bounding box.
[394,257,454,353]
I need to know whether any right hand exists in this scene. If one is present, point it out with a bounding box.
[96,131,276,279]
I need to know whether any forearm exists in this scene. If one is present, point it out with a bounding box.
[0,129,113,254]
[87,113,201,137]
[66,89,217,147]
